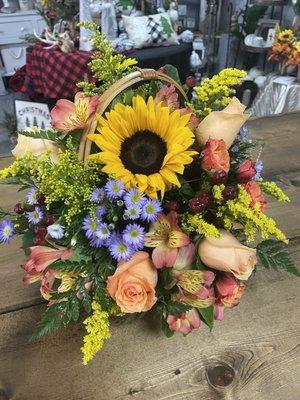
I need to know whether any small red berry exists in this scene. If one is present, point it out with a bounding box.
[37,194,46,205]
[33,235,46,245]
[188,193,212,214]
[212,170,228,184]
[34,225,47,236]
[45,215,58,225]
[165,200,180,212]
[185,75,197,88]
[222,185,238,200]
[14,203,24,214]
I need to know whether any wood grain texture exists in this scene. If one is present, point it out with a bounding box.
[0,248,299,400]
[0,114,299,400]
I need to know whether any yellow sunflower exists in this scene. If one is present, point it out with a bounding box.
[87,95,197,198]
[278,29,295,42]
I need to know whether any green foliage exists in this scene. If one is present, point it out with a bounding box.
[31,294,81,341]
[194,255,207,271]
[22,228,35,256]
[257,239,299,276]
[161,317,174,338]
[40,0,79,21]
[18,128,65,145]
[0,110,17,137]
[243,6,267,35]
[77,22,138,96]
[229,139,261,165]
[116,0,134,10]
[160,16,173,38]
[198,305,214,331]
[163,64,181,85]
[167,301,192,315]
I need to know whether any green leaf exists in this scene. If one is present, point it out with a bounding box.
[194,255,207,271]
[198,305,214,331]
[159,268,177,290]
[22,229,35,256]
[18,128,61,142]
[163,64,181,85]
[179,177,195,199]
[161,317,174,338]
[167,301,192,315]
[93,283,111,311]
[257,239,299,277]
[31,303,66,341]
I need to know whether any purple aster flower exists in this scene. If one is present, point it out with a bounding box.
[141,199,162,222]
[26,207,44,225]
[239,125,250,143]
[82,215,98,239]
[95,222,111,241]
[109,236,134,261]
[124,188,146,207]
[105,180,125,200]
[91,188,106,204]
[89,236,105,248]
[95,205,106,220]
[254,160,263,180]
[47,224,64,239]
[26,187,38,205]
[122,223,145,250]
[124,204,141,220]
[0,219,15,244]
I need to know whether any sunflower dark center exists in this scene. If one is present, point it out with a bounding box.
[120,130,167,175]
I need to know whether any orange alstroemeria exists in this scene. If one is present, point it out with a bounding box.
[144,211,190,269]
[51,92,99,133]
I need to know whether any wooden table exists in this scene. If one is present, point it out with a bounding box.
[0,113,299,400]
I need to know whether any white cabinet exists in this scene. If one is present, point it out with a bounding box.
[0,10,46,76]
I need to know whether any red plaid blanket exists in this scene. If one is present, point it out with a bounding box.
[19,44,92,99]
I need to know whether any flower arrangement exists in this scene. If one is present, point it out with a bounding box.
[0,23,298,365]
[269,26,300,71]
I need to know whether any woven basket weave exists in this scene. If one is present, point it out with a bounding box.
[78,68,188,165]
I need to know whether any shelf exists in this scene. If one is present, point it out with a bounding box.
[241,43,270,53]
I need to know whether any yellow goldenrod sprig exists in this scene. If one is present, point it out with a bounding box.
[180,213,220,238]
[259,181,290,202]
[189,68,246,118]
[217,185,288,243]
[81,301,111,365]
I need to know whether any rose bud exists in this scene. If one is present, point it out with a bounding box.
[165,200,180,212]
[215,274,246,308]
[198,229,257,280]
[167,308,201,335]
[237,160,256,183]
[185,75,197,88]
[201,139,230,173]
[195,97,250,149]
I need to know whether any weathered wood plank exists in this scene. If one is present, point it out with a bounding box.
[248,113,300,178]
[0,239,299,400]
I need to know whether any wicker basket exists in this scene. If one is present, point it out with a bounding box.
[78,68,188,165]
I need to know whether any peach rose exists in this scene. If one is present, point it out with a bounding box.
[195,97,250,149]
[201,139,230,173]
[244,181,267,212]
[237,160,256,183]
[12,132,59,163]
[107,251,158,313]
[198,230,257,280]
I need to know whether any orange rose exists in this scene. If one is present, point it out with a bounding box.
[244,181,267,212]
[201,139,230,173]
[107,252,158,313]
[195,97,250,149]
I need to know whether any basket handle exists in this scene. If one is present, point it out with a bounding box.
[78,68,188,164]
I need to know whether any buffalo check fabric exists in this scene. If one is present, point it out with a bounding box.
[20,44,92,99]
